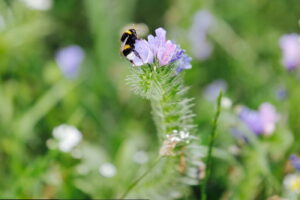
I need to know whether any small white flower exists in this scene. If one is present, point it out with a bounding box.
[133,151,149,164]
[179,130,190,139]
[221,97,232,109]
[284,174,300,193]
[21,0,52,11]
[52,124,82,153]
[99,163,117,178]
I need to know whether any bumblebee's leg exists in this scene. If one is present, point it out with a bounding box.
[133,49,142,60]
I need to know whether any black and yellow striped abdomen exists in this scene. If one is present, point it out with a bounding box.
[121,29,138,57]
[122,44,133,56]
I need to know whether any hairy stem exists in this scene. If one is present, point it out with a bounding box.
[125,64,197,197]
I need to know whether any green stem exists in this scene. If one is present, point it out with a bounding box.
[119,157,163,199]
[201,91,223,200]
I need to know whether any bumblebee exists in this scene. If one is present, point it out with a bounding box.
[120,29,141,63]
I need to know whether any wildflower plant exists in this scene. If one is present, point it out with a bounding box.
[123,27,205,198]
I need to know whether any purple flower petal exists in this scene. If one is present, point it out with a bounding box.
[239,107,263,135]
[259,103,278,135]
[157,40,177,66]
[155,28,166,45]
[176,54,192,73]
[171,46,185,63]
[131,39,154,66]
[55,45,85,79]
[147,27,167,56]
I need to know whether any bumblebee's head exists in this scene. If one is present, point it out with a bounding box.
[129,28,137,36]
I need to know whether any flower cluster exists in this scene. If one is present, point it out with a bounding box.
[131,28,192,72]
[159,130,191,156]
[238,102,279,135]
[279,34,300,70]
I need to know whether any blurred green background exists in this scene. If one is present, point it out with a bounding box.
[1,0,300,199]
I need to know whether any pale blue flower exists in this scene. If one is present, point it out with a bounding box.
[55,45,85,79]
[290,155,300,172]
[188,10,215,60]
[204,79,227,101]
[279,34,300,70]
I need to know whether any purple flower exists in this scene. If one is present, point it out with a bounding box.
[239,103,278,135]
[188,10,215,60]
[203,79,227,101]
[131,39,154,66]
[55,45,85,79]
[279,34,300,70]
[290,155,300,172]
